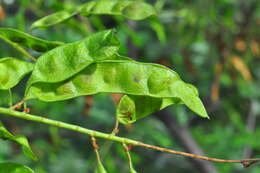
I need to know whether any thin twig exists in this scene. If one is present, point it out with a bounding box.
[0,107,259,168]
[99,119,119,164]
[122,143,135,170]
[111,119,119,135]
[91,136,99,150]
[91,136,103,168]
[138,142,260,168]
[10,99,25,110]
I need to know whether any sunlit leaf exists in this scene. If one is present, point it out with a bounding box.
[0,162,34,173]
[0,28,63,52]
[0,121,37,161]
[25,30,208,123]
[26,59,208,122]
[25,30,123,89]
[0,57,34,90]
[31,0,157,29]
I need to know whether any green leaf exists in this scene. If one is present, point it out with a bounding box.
[117,95,181,124]
[25,30,122,92]
[150,18,166,43]
[25,59,208,121]
[31,0,157,29]
[117,82,205,124]
[80,0,157,20]
[0,121,37,161]
[0,28,63,52]
[25,30,208,122]
[130,168,138,173]
[0,58,34,90]
[95,161,108,173]
[0,162,34,173]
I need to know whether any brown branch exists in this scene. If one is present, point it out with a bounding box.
[10,99,25,110]
[137,142,260,168]
[91,136,99,150]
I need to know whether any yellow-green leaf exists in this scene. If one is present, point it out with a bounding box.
[0,58,34,90]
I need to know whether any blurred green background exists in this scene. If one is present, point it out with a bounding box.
[0,0,260,172]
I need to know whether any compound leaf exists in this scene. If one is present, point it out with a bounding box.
[0,58,34,90]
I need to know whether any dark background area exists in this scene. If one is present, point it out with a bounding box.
[0,0,260,172]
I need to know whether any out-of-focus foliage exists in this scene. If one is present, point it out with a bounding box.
[0,28,63,52]
[0,162,35,173]
[30,0,157,29]
[0,0,260,173]
[0,121,37,161]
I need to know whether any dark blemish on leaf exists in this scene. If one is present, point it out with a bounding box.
[31,45,47,52]
[10,36,26,43]
[133,75,140,83]
[126,112,132,120]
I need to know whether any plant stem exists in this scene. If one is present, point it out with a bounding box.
[0,107,140,145]
[0,106,259,168]
[122,143,135,170]
[10,99,25,109]
[0,35,36,62]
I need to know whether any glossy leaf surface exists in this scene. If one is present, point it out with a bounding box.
[25,30,120,87]
[0,162,34,173]
[31,0,157,29]
[0,28,63,52]
[25,30,208,123]
[26,60,208,121]
[0,58,34,90]
[0,121,37,161]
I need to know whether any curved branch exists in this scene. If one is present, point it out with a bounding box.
[0,107,259,168]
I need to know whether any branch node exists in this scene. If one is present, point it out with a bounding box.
[241,160,260,168]
[91,136,99,150]
[10,99,25,110]
[111,119,119,135]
